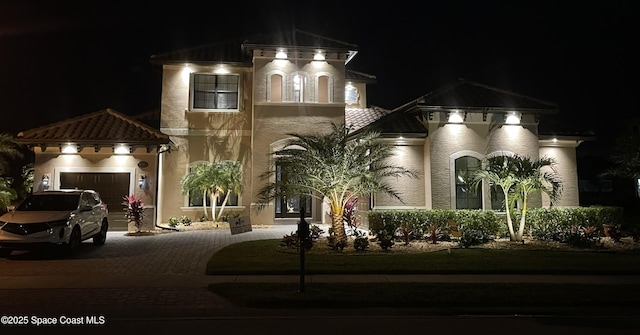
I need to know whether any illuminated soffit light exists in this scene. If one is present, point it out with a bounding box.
[448,111,464,123]
[275,50,288,59]
[505,111,522,125]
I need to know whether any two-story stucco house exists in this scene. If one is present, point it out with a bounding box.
[16,29,583,231]
[150,29,582,228]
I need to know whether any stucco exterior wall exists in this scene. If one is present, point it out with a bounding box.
[158,63,254,224]
[32,147,158,231]
[375,143,426,208]
[250,104,344,224]
[539,144,580,207]
[426,115,543,210]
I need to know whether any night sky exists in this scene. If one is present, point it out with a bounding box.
[1,1,636,141]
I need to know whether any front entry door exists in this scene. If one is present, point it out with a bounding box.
[274,163,312,218]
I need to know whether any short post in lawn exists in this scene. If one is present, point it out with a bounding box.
[298,205,309,293]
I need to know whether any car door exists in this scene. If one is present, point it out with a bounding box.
[79,192,100,238]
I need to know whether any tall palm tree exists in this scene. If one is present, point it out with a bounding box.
[215,160,243,221]
[473,153,562,241]
[513,156,562,240]
[256,122,418,244]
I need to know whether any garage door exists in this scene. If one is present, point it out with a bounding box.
[60,172,130,230]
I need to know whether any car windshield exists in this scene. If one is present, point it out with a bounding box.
[16,194,81,211]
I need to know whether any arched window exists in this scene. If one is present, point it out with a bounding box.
[454,156,482,209]
[270,74,282,102]
[317,75,330,103]
[293,74,306,102]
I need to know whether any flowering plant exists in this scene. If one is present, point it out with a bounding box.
[122,195,145,232]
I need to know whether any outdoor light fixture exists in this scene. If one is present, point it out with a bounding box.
[448,111,465,123]
[42,175,50,190]
[113,144,131,154]
[138,175,146,189]
[275,49,288,59]
[505,111,522,125]
[61,143,78,154]
[313,51,325,61]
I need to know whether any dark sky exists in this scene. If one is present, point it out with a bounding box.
[0,1,636,138]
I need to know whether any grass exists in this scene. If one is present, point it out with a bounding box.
[206,239,640,311]
[206,239,640,275]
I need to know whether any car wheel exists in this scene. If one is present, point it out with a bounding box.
[0,248,11,257]
[64,226,82,256]
[93,219,108,245]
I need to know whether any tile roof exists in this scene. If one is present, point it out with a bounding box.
[16,108,171,147]
[150,36,253,66]
[413,78,559,113]
[242,29,358,52]
[345,107,392,132]
[346,107,427,137]
[346,69,377,83]
[150,29,359,66]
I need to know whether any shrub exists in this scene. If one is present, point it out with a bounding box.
[168,216,179,227]
[309,225,325,239]
[327,227,347,252]
[455,210,500,247]
[353,229,370,251]
[180,215,192,226]
[395,222,414,245]
[565,225,602,249]
[122,195,145,232]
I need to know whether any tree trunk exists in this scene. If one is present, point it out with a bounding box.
[503,190,516,241]
[331,211,347,244]
[216,191,231,221]
[201,190,209,220]
[210,192,218,222]
[516,196,528,242]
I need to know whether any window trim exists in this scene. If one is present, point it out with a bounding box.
[189,73,240,112]
[315,73,334,103]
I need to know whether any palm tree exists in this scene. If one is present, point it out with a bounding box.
[473,153,562,241]
[0,177,17,214]
[180,162,211,220]
[0,133,23,175]
[256,122,418,245]
[215,160,243,221]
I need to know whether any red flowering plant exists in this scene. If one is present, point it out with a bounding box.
[122,195,145,232]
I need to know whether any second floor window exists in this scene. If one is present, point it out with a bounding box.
[192,74,239,110]
[345,85,359,105]
[293,74,305,102]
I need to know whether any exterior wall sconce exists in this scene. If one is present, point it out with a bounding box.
[42,174,50,190]
[447,111,465,123]
[138,175,147,189]
[313,51,325,61]
[505,111,522,125]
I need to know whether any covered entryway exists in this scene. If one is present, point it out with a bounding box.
[60,172,130,231]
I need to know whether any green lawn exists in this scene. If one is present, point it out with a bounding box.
[206,239,640,275]
[206,239,640,311]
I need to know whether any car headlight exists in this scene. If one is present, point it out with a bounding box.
[48,219,70,227]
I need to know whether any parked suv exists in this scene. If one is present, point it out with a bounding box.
[0,189,109,257]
